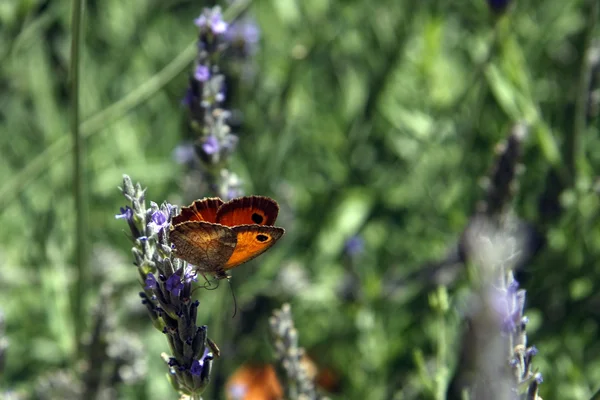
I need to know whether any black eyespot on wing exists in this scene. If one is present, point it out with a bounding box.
[256,234,269,242]
[251,213,264,224]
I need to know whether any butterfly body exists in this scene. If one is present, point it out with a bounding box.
[170,196,284,279]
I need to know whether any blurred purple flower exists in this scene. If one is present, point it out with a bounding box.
[194,65,211,82]
[194,15,207,28]
[202,135,220,155]
[194,9,228,35]
[225,18,260,47]
[173,143,196,164]
[344,235,364,257]
[210,12,228,34]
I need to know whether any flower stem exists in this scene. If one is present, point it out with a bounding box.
[69,0,86,358]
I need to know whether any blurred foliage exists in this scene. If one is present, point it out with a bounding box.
[0,0,599,399]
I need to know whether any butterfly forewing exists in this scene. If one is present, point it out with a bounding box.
[170,221,237,272]
[172,197,223,225]
[223,225,285,270]
[217,196,279,227]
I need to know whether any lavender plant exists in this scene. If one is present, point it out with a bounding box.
[180,6,244,200]
[452,217,543,400]
[269,304,330,400]
[448,124,543,399]
[117,176,215,399]
[114,7,265,398]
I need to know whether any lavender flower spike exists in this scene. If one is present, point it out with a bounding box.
[118,175,217,397]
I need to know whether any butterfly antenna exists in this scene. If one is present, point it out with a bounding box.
[228,277,238,318]
[203,278,220,290]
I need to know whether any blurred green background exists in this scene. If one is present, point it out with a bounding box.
[1,0,599,399]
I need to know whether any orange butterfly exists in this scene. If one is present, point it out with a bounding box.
[226,364,283,400]
[170,196,285,280]
[225,358,340,400]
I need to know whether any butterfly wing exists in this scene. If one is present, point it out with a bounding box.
[172,197,223,225]
[226,364,283,400]
[217,196,280,226]
[223,225,285,270]
[170,221,236,273]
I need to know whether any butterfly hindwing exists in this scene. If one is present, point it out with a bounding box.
[217,196,279,227]
[172,197,223,225]
[223,225,285,270]
[170,221,237,272]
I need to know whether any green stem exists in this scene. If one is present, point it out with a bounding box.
[0,0,252,210]
[568,0,598,182]
[70,0,85,357]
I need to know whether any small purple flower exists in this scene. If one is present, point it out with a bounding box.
[344,235,364,257]
[148,209,169,234]
[194,9,228,35]
[237,20,260,44]
[190,347,210,376]
[194,15,207,28]
[225,18,261,55]
[183,265,198,284]
[526,346,538,357]
[215,83,227,103]
[166,274,184,297]
[210,11,228,34]
[116,205,142,238]
[190,359,202,376]
[194,65,211,82]
[115,206,133,220]
[145,273,158,290]
[202,135,220,155]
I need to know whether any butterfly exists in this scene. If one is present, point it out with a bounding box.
[169,196,285,280]
[225,364,283,400]
[225,358,340,400]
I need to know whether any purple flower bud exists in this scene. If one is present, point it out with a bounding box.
[210,12,228,34]
[194,9,228,35]
[183,265,198,284]
[116,205,143,238]
[526,346,538,357]
[202,135,220,155]
[115,206,133,221]
[190,347,210,376]
[148,209,170,234]
[194,65,211,82]
[145,273,158,290]
[194,15,208,28]
[166,274,184,297]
